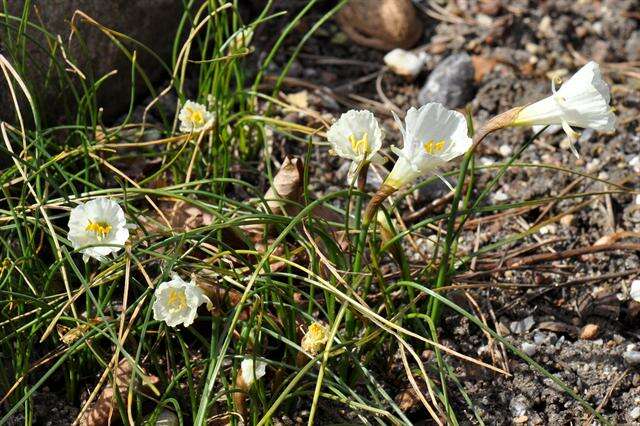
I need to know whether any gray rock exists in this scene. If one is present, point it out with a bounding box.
[623,350,640,366]
[1,1,183,123]
[626,31,640,62]
[521,342,538,356]
[510,315,535,334]
[154,409,179,426]
[418,53,475,108]
[509,394,530,417]
[533,331,557,346]
[417,176,452,204]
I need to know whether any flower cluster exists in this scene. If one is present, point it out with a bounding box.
[327,103,472,192]
[59,60,615,402]
[66,198,211,328]
[324,61,616,220]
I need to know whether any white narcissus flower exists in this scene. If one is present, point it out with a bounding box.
[512,61,615,157]
[384,103,472,189]
[178,100,214,133]
[240,357,267,388]
[326,110,384,182]
[67,198,130,262]
[301,322,329,356]
[152,273,211,328]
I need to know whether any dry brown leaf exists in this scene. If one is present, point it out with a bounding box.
[79,358,158,426]
[197,280,247,320]
[263,156,304,216]
[285,90,309,110]
[56,318,105,346]
[394,380,429,412]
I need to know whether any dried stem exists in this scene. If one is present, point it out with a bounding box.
[471,106,524,151]
[364,183,397,224]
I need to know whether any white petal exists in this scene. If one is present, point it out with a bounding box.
[67,198,129,261]
[326,110,382,161]
[515,61,615,133]
[385,103,471,188]
[178,100,214,133]
[152,274,208,327]
[240,358,267,387]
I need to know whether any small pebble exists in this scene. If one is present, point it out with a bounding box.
[560,214,574,227]
[623,351,640,366]
[418,53,475,108]
[533,332,548,345]
[155,410,179,426]
[538,224,557,235]
[476,14,493,27]
[521,342,538,356]
[538,16,553,36]
[383,48,427,79]
[510,316,535,334]
[579,324,599,340]
[630,156,640,174]
[629,406,640,421]
[493,190,509,202]
[630,280,640,302]
[499,144,513,157]
[509,394,530,416]
[586,158,600,173]
[479,156,495,165]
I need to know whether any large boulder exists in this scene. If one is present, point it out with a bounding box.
[0,0,183,123]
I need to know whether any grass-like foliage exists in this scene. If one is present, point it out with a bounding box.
[0,1,631,425]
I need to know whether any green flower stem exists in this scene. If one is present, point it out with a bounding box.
[429,148,473,324]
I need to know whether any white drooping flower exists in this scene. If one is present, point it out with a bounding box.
[67,198,130,262]
[384,48,427,79]
[240,357,267,388]
[326,110,384,182]
[384,103,472,189]
[152,273,211,328]
[178,100,214,133]
[513,61,615,157]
